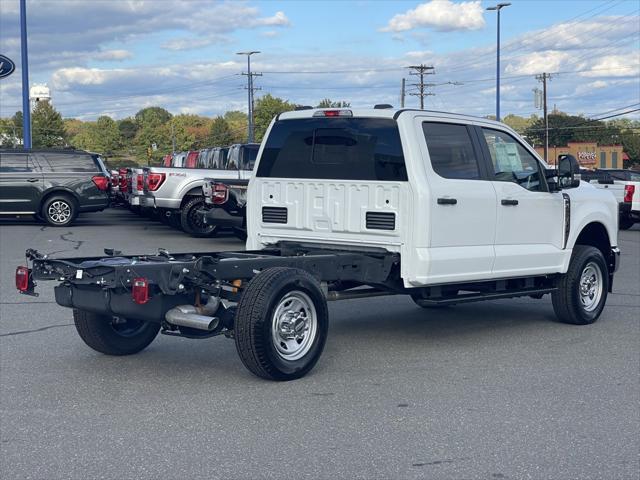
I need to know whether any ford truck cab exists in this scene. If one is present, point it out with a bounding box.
[247,108,618,287]
[18,108,620,381]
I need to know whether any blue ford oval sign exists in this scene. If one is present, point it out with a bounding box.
[0,55,16,79]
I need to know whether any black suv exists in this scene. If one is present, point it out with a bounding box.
[0,149,110,226]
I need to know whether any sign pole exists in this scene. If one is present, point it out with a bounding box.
[20,0,32,149]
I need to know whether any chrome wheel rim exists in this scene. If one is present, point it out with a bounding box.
[271,291,317,361]
[48,200,71,224]
[579,262,603,312]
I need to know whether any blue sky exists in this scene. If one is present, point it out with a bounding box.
[0,0,638,120]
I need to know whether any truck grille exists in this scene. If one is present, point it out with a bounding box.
[366,211,395,231]
[262,207,288,224]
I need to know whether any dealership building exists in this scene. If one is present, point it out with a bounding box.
[535,142,627,169]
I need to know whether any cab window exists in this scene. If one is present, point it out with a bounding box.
[482,128,545,192]
[422,122,481,180]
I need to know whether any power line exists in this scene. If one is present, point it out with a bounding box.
[407,64,435,110]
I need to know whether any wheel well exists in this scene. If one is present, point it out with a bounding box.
[180,188,204,207]
[575,222,610,266]
[39,189,78,212]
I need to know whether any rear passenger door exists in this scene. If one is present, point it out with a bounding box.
[478,127,565,276]
[0,152,43,213]
[419,121,497,283]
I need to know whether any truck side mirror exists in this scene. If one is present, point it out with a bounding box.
[558,154,580,189]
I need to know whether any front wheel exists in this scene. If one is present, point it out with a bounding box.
[234,268,329,381]
[180,196,217,237]
[552,245,608,325]
[73,310,160,355]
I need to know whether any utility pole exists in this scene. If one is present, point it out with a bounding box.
[237,51,261,143]
[536,73,551,163]
[407,64,435,109]
[20,0,31,149]
[400,78,406,108]
[486,3,511,121]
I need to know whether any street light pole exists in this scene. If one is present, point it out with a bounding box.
[486,2,510,122]
[237,51,260,143]
[20,0,32,148]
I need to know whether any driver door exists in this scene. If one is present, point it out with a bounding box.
[478,127,566,277]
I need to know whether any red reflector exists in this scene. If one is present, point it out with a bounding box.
[624,185,635,203]
[147,173,166,191]
[132,278,149,305]
[136,175,144,191]
[212,183,229,205]
[313,109,353,118]
[16,266,30,291]
[92,176,109,191]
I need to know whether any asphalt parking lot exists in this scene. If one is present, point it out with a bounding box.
[1,208,639,480]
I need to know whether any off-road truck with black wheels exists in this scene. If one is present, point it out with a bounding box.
[18,108,619,380]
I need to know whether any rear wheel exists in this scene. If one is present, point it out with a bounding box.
[73,309,160,355]
[234,268,329,381]
[42,194,76,227]
[180,196,217,237]
[552,245,608,325]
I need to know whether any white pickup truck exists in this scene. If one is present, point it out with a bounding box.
[19,108,620,381]
[583,168,640,230]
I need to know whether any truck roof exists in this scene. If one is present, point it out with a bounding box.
[277,108,505,127]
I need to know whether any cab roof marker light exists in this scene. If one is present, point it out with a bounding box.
[313,109,353,118]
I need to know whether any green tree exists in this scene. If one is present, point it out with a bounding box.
[134,106,172,127]
[254,94,296,141]
[171,114,213,150]
[32,102,65,148]
[95,116,123,155]
[224,110,248,143]
[209,116,234,146]
[502,114,537,134]
[118,118,138,141]
[316,99,351,108]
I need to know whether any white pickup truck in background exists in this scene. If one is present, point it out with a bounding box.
[582,168,640,230]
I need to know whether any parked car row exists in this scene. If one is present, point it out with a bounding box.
[116,143,259,238]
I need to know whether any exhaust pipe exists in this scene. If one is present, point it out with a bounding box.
[165,297,220,331]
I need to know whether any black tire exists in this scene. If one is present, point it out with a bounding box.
[619,218,634,230]
[552,245,608,325]
[73,309,160,355]
[234,267,329,381]
[180,196,217,237]
[41,194,77,227]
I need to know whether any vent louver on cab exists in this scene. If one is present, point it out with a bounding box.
[262,206,288,224]
[366,211,396,231]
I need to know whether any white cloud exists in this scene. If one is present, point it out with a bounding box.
[382,0,485,33]
[94,50,133,61]
[579,53,640,78]
[404,50,434,59]
[260,30,280,38]
[254,11,290,27]
[504,51,573,75]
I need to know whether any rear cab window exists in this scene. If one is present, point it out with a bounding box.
[257,117,407,181]
[240,145,259,171]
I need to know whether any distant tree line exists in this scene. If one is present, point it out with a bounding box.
[1,98,637,167]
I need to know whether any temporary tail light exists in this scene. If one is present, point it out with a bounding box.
[624,185,635,203]
[313,109,353,118]
[212,183,229,205]
[15,266,31,292]
[132,278,150,305]
[146,173,166,191]
[91,175,110,191]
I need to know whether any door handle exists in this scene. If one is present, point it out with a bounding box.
[27,178,40,183]
[501,199,519,206]
[437,197,457,205]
